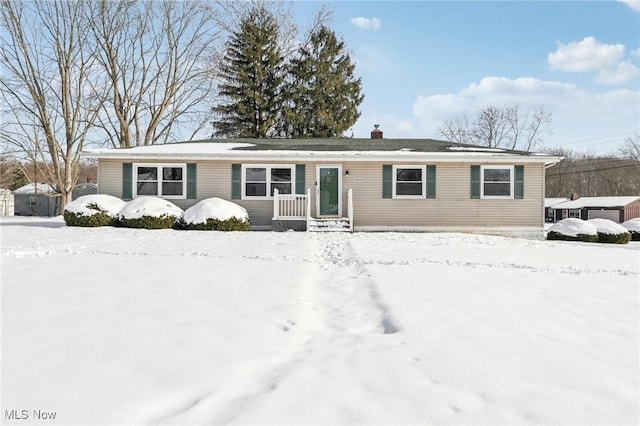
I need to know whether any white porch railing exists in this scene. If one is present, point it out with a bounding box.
[347,188,354,232]
[273,187,353,232]
[273,188,311,222]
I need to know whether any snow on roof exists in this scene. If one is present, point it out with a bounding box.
[86,142,254,156]
[545,198,569,208]
[83,140,561,164]
[13,183,56,194]
[550,196,640,209]
[447,146,507,152]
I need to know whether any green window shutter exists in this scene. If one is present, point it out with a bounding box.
[514,165,524,199]
[382,165,392,199]
[122,163,132,199]
[470,165,480,199]
[295,164,305,194]
[186,163,197,199]
[231,164,241,199]
[426,165,436,199]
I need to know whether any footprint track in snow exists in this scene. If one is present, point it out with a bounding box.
[315,234,401,335]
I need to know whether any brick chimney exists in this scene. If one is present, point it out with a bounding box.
[371,124,383,139]
[570,193,579,200]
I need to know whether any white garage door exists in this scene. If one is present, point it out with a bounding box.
[587,209,620,222]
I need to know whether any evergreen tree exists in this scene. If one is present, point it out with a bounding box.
[11,166,28,191]
[282,25,363,138]
[212,6,285,138]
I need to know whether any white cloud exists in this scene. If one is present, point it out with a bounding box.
[459,77,577,100]
[617,0,640,11]
[595,61,640,85]
[350,17,381,31]
[353,76,640,154]
[412,94,472,124]
[547,37,638,84]
[548,36,625,72]
[631,48,640,57]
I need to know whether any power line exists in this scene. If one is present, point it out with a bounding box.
[548,130,639,150]
[547,163,640,178]
[552,159,634,170]
[562,130,638,145]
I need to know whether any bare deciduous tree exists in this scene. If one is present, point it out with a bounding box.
[1,0,102,212]
[1,0,222,214]
[440,104,553,152]
[87,0,220,147]
[619,132,640,161]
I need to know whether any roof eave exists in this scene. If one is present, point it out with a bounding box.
[82,151,563,165]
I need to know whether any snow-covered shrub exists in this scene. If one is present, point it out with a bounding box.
[622,218,640,241]
[547,218,599,242]
[117,196,183,229]
[587,218,631,244]
[177,198,250,231]
[64,194,125,227]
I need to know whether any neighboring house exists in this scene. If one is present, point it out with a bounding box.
[83,133,562,238]
[547,196,640,223]
[0,188,15,216]
[13,183,59,216]
[12,182,99,216]
[544,197,570,223]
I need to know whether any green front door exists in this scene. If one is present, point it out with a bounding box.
[318,166,340,216]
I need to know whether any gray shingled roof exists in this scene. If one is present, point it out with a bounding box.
[185,138,535,155]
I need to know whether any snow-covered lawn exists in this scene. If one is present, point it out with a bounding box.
[1,216,638,425]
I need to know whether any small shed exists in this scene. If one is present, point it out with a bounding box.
[13,183,59,217]
[547,196,640,223]
[0,188,15,216]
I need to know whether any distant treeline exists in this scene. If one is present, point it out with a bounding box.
[545,149,640,197]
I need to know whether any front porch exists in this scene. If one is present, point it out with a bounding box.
[272,188,353,232]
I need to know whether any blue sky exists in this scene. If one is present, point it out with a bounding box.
[291,1,640,154]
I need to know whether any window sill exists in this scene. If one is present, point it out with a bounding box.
[392,195,427,199]
[479,196,515,200]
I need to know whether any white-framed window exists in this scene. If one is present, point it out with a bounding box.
[481,165,514,199]
[568,209,581,218]
[393,165,426,198]
[242,165,294,199]
[134,163,186,199]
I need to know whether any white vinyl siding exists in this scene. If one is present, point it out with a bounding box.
[98,160,545,229]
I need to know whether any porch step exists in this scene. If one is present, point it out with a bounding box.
[308,217,351,232]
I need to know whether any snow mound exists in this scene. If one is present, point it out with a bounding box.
[586,218,629,235]
[548,218,597,237]
[621,218,640,232]
[183,198,249,224]
[64,194,125,217]
[118,196,183,220]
